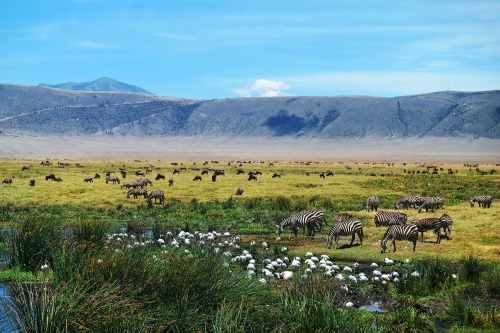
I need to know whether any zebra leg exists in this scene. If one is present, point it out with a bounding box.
[412,239,417,251]
[358,230,363,245]
[349,234,355,246]
[335,235,340,250]
[391,238,397,252]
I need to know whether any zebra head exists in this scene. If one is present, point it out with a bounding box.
[470,198,476,207]
[380,239,387,253]
[276,224,283,236]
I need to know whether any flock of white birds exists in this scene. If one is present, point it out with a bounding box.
[101,229,462,308]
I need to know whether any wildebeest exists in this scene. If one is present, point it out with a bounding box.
[135,170,145,176]
[168,178,174,186]
[248,174,257,181]
[46,174,56,181]
[212,174,217,182]
[272,173,281,178]
[235,187,244,195]
[94,173,101,179]
[28,178,35,186]
[155,174,166,180]
[21,166,29,171]
[193,175,202,181]
[2,178,13,185]
[236,168,245,175]
[173,169,181,174]
[54,177,63,182]
[83,176,93,183]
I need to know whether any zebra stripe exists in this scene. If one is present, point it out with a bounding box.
[126,188,148,199]
[417,197,438,213]
[374,211,408,227]
[276,210,324,237]
[381,224,418,253]
[439,214,453,240]
[147,189,165,204]
[470,195,492,208]
[411,217,443,243]
[136,178,153,187]
[395,196,410,209]
[327,220,363,249]
[365,196,380,212]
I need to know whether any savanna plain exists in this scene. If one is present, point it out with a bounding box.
[0,157,499,332]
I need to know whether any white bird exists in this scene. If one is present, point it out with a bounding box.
[305,268,313,275]
[411,271,420,277]
[280,271,293,280]
[343,266,353,272]
[405,259,410,264]
[335,274,345,281]
[282,257,289,263]
[392,272,400,278]
[331,265,340,271]
[247,270,256,276]
[345,302,354,308]
[263,258,272,265]
[372,270,382,276]
[380,274,391,281]
[341,285,349,292]
[321,254,330,260]
[348,275,358,283]
[310,256,319,262]
[370,262,379,268]
[247,264,256,271]
[258,278,267,284]
[393,277,400,283]
[384,258,394,265]
[324,270,333,277]
[372,276,380,282]
[305,252,314,257]
[451,274,457,279]
[359,275,369,282]
[276,258,283,265]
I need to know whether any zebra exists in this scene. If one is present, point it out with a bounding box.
[126,188,148,199]
[135,178,153,187]
[155,174,165,181]
[395,196,411,209]
[193,175,202,181]
[276,210,324,237]
[417,197,438,213]
[147,189,165,205]
[439,214,453,240]
[235,187,244,196]
[326,220,363,249]
[470,195,492,208]
[135,170,145,176]
[374,211,408,227]
[411,217,444,243]
[83,176,93,183]
[106,176,120,184]
[380,224,419,253]
[365,196,380,212]
[404,195,423,209]
[121,181,138,189]
[168,178,174,186]
[2,178,13,185]
[28,178,35,186]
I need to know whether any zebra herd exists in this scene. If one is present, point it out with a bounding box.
[277,198,457,253]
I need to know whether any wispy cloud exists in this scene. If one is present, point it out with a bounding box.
[72,40,113,49]
[232,79,291,97]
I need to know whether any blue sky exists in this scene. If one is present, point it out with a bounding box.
[1,0,499,99]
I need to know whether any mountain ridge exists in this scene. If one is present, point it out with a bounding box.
[0,83,499,140]
[38,77,153,94]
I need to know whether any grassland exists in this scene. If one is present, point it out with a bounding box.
[0,158,499,262]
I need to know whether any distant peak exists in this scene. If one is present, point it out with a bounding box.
[38,77,153,94]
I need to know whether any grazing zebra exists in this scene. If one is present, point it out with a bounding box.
[147,189,165,204]
[46,174,56,181]
[83,176,93,183]
[28,178,35,186]
[94,173,101,179]
[276,210,324,237]
[248,174,257,181]
[135,178,153,187]
[235,187,244,195]
[155,174,165,181]
[106,176,120,184]
[135,170,145,176]
[168,178,174,186]
[439,214,453,240]
[54,177,63,182]
[470,195,492,208]
[126,188,148,199]
[374,211,408,227]
[120,170,127,178]
[326,220,363,249]
[2,178,13,185]
[402,195,423,209]
[193,175,202,181]
[395,196,411,209]
[272,173,281,178]
[411,217,443,243]
[121,181,138,189]
[365,196,380,212]
[381,224,419,253]
[417,197,438,213]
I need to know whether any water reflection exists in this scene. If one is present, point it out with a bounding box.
[0,284,17,333]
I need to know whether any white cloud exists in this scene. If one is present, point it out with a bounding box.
[232,78,291,97]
